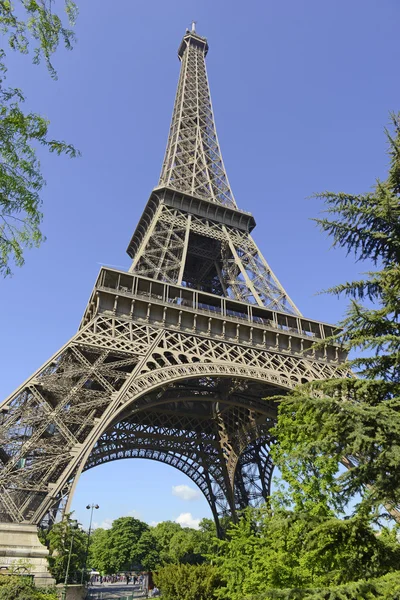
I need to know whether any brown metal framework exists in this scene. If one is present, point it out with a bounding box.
[0,27,347,535]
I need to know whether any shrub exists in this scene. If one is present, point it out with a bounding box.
[0,575,57,600]
[246,571,400,600]
[154,563,222,600]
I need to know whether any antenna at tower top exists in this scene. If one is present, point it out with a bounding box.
[191,20,196,32]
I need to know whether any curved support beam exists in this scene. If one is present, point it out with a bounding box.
[0,313,342,527]
[234,439,274,510]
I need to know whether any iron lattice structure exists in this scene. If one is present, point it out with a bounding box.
[0,28,346,534]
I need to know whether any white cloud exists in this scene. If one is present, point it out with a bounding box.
[127,509,142,519]
[93,518,113,530]
[175,512,201,529]
[172,484,201,501]
[149,520,160,527]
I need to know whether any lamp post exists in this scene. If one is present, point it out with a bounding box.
[81,503,99,585]
[61,520,79,600]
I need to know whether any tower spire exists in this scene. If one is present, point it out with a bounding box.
[159,29,236,208]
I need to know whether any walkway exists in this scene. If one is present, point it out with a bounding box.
[87,582,147,599]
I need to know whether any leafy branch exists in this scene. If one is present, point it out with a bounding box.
[0,1,79,276]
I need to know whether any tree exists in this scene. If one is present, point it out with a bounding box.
[151,521,213,566]
[152,521,182,564]
[107,516,149,572]
[41,514,87,583]
[0,0,79,276]
[272,113,400,519]
[214,506,400,600]
[154,564,221,600]
[168,528,209,565]
[245,572,400,600]
[88,516,154,574]
[198,518,217,536]
[88,527,110,574]
[135,529,160,571]
[208,113,400,600]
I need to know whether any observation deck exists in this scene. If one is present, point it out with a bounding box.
[178,30,208,59]
[81,267,345,366]
[126,186,256,260]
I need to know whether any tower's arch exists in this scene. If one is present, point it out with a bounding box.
[62,365,287,534]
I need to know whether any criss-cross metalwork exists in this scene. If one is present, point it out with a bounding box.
[0,27,347,539]
[128,28,299,315]
[159,30,236,207]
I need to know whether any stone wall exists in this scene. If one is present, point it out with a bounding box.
[56,583,87,600]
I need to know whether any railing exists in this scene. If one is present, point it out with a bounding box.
[98,284,325,341]
[95,269,336,344]
[86,584,149,599]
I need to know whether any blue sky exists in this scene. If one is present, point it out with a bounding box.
[1,0,399,531]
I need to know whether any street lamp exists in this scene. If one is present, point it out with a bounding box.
[81,503,99,585]
[61,520,79,600]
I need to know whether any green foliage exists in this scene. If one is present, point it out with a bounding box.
[134,529,160,571]
[213,507,400,600]
[88,517,214,574]
[41,514,87,583]
[106,516,151,572]
[151,518,215,566]
[151,521,182,564]
[168,527,211,565]
[88,527,110,574]
[199,517,218,535]
[0,1,79,276]
[210,113,400,600]
[89,516,158,573]
[246,571,400,600]
[0,575,57,600]
[0,0,77,77]
[272,113,400,518]
[154,563,221,600]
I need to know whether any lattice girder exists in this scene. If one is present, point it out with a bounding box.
[84,414,232,525]
[80,388,276,530]
[126,26,300,315]
[128,193,300,315]
[0,288,346,527]
[159,31,235,208]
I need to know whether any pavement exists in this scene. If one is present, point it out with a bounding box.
[87,582,147,599]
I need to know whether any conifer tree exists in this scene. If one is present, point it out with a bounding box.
[273,113,400,518]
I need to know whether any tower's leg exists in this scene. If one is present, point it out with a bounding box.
[198,442,224,537]
[235,440,274,509]
[0,522,55,586]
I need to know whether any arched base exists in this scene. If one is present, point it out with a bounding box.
[65,374,281,534]
[0,308,342,528]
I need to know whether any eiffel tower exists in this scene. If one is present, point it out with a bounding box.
[0,25,345,578]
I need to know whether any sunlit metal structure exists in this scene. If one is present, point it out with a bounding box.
[0,27,346,547]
